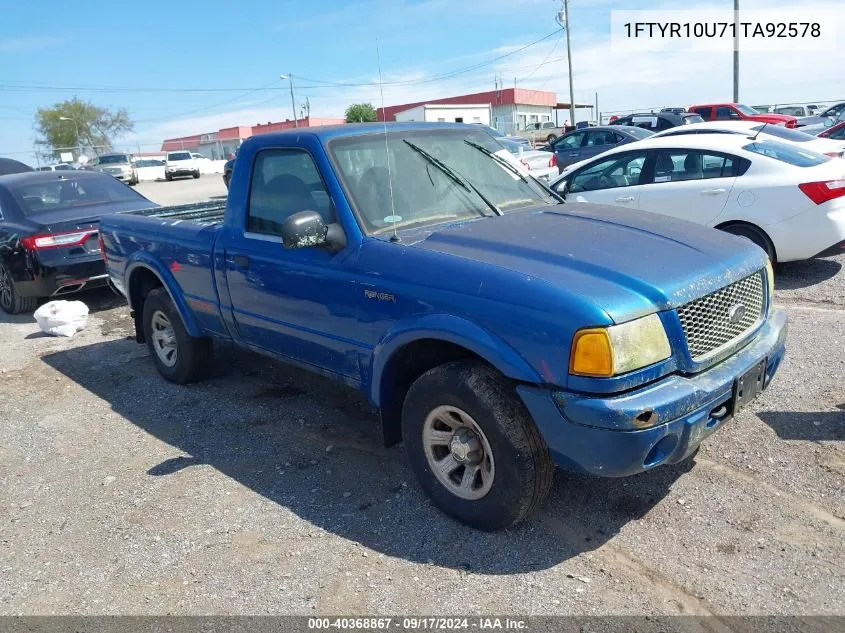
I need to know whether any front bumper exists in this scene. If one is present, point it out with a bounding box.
[518,308,788,477]
[15,258,109,299]
[167,168,195,177]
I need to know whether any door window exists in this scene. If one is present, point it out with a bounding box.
[569,153,647,193]
[584,130,618,147]
[652,150,737,183]
[555,131,586,150]
[247,149,334,236]
[691,107,713,121]
[716,106,741,120]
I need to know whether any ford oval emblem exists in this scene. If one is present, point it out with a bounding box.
[729,303,746,324]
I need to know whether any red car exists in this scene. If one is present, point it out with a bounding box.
[819,120,845,141]
[688,103,798,128]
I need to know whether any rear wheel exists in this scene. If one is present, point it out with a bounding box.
[193,170,200,179]
[0,265,38,315]
[721,223,776,262]
[546,134,558,143]
[142,288,211,384]
[401,361,554,531]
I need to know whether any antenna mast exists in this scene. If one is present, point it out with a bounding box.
[377,40,400,244]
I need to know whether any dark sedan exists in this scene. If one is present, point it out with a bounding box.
[0,171,157,314]
[610,111,703,131]
[546,125,654,169]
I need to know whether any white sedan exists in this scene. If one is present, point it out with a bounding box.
[548,133,845,262]
[651,120,845,158]
[495,137,559,182]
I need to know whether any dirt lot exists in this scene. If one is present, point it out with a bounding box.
[0,179,843,616]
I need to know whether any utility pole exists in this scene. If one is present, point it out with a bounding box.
[557,0,576,127]
[280,74,298,128]
[733,0,739,102]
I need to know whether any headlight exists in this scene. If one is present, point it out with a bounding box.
[570,313,671,377]
[765,259,775,304]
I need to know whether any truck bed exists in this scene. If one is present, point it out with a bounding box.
[121,200,227,226]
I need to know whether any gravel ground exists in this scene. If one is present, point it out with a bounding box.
[0,179,842,616]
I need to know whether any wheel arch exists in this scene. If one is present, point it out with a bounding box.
[716,220,778,262]
[370,316,542,447]
[125,258,202,342]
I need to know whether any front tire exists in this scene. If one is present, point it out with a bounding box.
[165,173,173,182]
[142,288,211,384]
[193,170,200,179]
[547,134,558,143]
[401,361,554,531]
[0,265,38,315]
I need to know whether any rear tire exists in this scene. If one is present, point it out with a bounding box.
[721,223,776,263]
[546,134,558,143]
[142,288,211,384]
[0,265,38,315]
[193,170,200,179]
[401,361,554,531]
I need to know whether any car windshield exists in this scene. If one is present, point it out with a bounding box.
[329,129,558,234]
[168,152,191,161]
[627,127,655,139]
[495,138,527,155]
[98,155,130,164]
[742,140,829,167]
[682,114,705,124]
[736,104,759,116]
[10,175,147,217]
[750,124,815,143]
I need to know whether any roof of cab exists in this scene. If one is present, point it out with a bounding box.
[243,121,486,145]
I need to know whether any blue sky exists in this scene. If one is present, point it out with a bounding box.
[1,0,842,163]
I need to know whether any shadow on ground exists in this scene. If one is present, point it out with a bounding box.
[776,257,842,290]
[757,404,845,442]
[42,338,694,574]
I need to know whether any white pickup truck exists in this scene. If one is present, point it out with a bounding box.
[165,151,201,181]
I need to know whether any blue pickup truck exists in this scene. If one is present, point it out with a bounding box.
[100,122,787,531]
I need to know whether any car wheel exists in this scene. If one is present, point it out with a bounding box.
[721,223,776,263]
[142,288,212,384]
[193,170,200,179]
[547,134,558,143]
[0,264,38,315]
[165,173,173,182]
[401,361,554,531]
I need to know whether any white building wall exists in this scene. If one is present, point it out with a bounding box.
[395,105,491,125]
[492,104,555,134]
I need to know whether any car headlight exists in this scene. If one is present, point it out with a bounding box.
[765,259,775,305]
[570,313,671,377]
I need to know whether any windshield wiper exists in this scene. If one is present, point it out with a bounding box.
[403,140,502,216]
[463,139,564,203]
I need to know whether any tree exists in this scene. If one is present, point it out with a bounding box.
[344,103,378,123]
[34,98,134,160]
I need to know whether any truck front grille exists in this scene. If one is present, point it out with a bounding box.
[677,271,766,361]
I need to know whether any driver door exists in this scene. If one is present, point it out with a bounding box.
[557,150,649,209]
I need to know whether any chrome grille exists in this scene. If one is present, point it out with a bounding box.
[678,271,766,361]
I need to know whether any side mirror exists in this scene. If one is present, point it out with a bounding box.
[555,179,570,196]
[281,210,346,252]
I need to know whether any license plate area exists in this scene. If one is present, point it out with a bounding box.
[733,358,767,414]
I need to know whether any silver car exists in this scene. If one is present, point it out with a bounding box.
[92,153,139,186]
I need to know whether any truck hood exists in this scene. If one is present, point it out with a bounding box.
[750,113,797,124]
[409,203,766,323]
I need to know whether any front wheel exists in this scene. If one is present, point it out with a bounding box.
[193,170,200,179]
[402,361,554,531]
[546,134,558,143]
[165,173,173,182]
[142,288,212,384]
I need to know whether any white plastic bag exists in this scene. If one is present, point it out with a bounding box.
[33,300,89,337]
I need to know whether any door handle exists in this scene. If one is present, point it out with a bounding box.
[231,254,249,268]
[701,188,726,195]
[615,196,635,203]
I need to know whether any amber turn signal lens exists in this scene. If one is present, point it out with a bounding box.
[570,328,614,377]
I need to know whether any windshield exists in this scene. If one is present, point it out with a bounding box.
[736,104,759,116]
[329,129,557,234]
[750,124,815,143]
[682,114,705,124]
[10,175,147,217]
[742,140,829,167]
[98,154,131,165]
[168,152,191,161]
[627,127,655,139]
